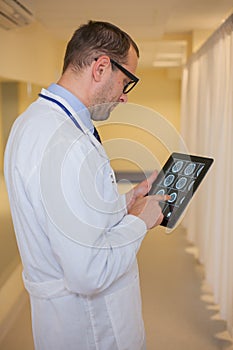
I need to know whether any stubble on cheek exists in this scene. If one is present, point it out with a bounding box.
[88,81,120,121]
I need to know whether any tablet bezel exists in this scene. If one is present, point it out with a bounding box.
[148,152,214,228]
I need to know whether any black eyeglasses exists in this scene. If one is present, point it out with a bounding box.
[110,58,139,94]
[94,57,139,94]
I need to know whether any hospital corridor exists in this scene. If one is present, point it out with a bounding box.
[1,0,233,349]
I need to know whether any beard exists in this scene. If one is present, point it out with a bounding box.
[88,101,119,121]
[88,78,121,121]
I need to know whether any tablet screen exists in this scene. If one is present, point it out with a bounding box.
[148,153,214,228]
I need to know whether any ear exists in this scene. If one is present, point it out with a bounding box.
[93,56,111,82]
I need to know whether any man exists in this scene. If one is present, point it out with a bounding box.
[4,21,169,350]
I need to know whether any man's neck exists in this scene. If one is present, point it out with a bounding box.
[57,69,92,108]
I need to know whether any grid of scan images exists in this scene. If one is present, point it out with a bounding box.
[154,158,205,221]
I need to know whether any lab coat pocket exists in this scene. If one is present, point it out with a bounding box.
[105,275,145,350]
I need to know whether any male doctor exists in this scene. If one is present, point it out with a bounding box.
[4,21,169,350]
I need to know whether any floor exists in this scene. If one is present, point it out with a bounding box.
[1,225,233,350]
[138,225,233,350]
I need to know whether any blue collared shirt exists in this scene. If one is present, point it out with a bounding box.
[47,83,94,133]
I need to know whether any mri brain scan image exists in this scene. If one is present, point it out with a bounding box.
[164,174,175,187]
[175,177,187,190]
[172,161,183,173]
[184,163,196,175]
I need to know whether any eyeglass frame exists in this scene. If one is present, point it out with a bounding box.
[94,57,139,94]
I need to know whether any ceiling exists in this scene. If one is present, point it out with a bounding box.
[2,0,233,68]
[33,0,233,69]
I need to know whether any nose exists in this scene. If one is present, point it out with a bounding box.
[119,93,128,103]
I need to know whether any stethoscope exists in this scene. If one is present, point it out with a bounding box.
[39,93,102,144]
[39,93,83,131]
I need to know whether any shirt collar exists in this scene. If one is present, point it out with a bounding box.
[47,83,94,133]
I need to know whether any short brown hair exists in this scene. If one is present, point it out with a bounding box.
[62,20,139,73]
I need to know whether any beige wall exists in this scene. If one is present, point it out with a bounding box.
[0,21,64,85]
[130,67,181,130]
[1,82,18,151]
[0,20,65,172]
[18,81,44,114]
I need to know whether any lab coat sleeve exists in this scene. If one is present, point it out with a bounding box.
[39,136,148,296]
[48,213,146,296]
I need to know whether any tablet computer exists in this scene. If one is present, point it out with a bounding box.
[148,152,214,229]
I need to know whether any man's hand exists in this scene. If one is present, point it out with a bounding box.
[125,170,159,211]
[126,170,170,229]
[128,194,170,229]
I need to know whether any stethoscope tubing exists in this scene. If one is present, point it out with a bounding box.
[39,93,83,132]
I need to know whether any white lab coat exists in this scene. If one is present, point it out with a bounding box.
[4,89,147,350]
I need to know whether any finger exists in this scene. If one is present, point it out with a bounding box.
[133,170,158,196]
[139,170,159,195]
[146,170,158,188]
[153,194,171,202]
